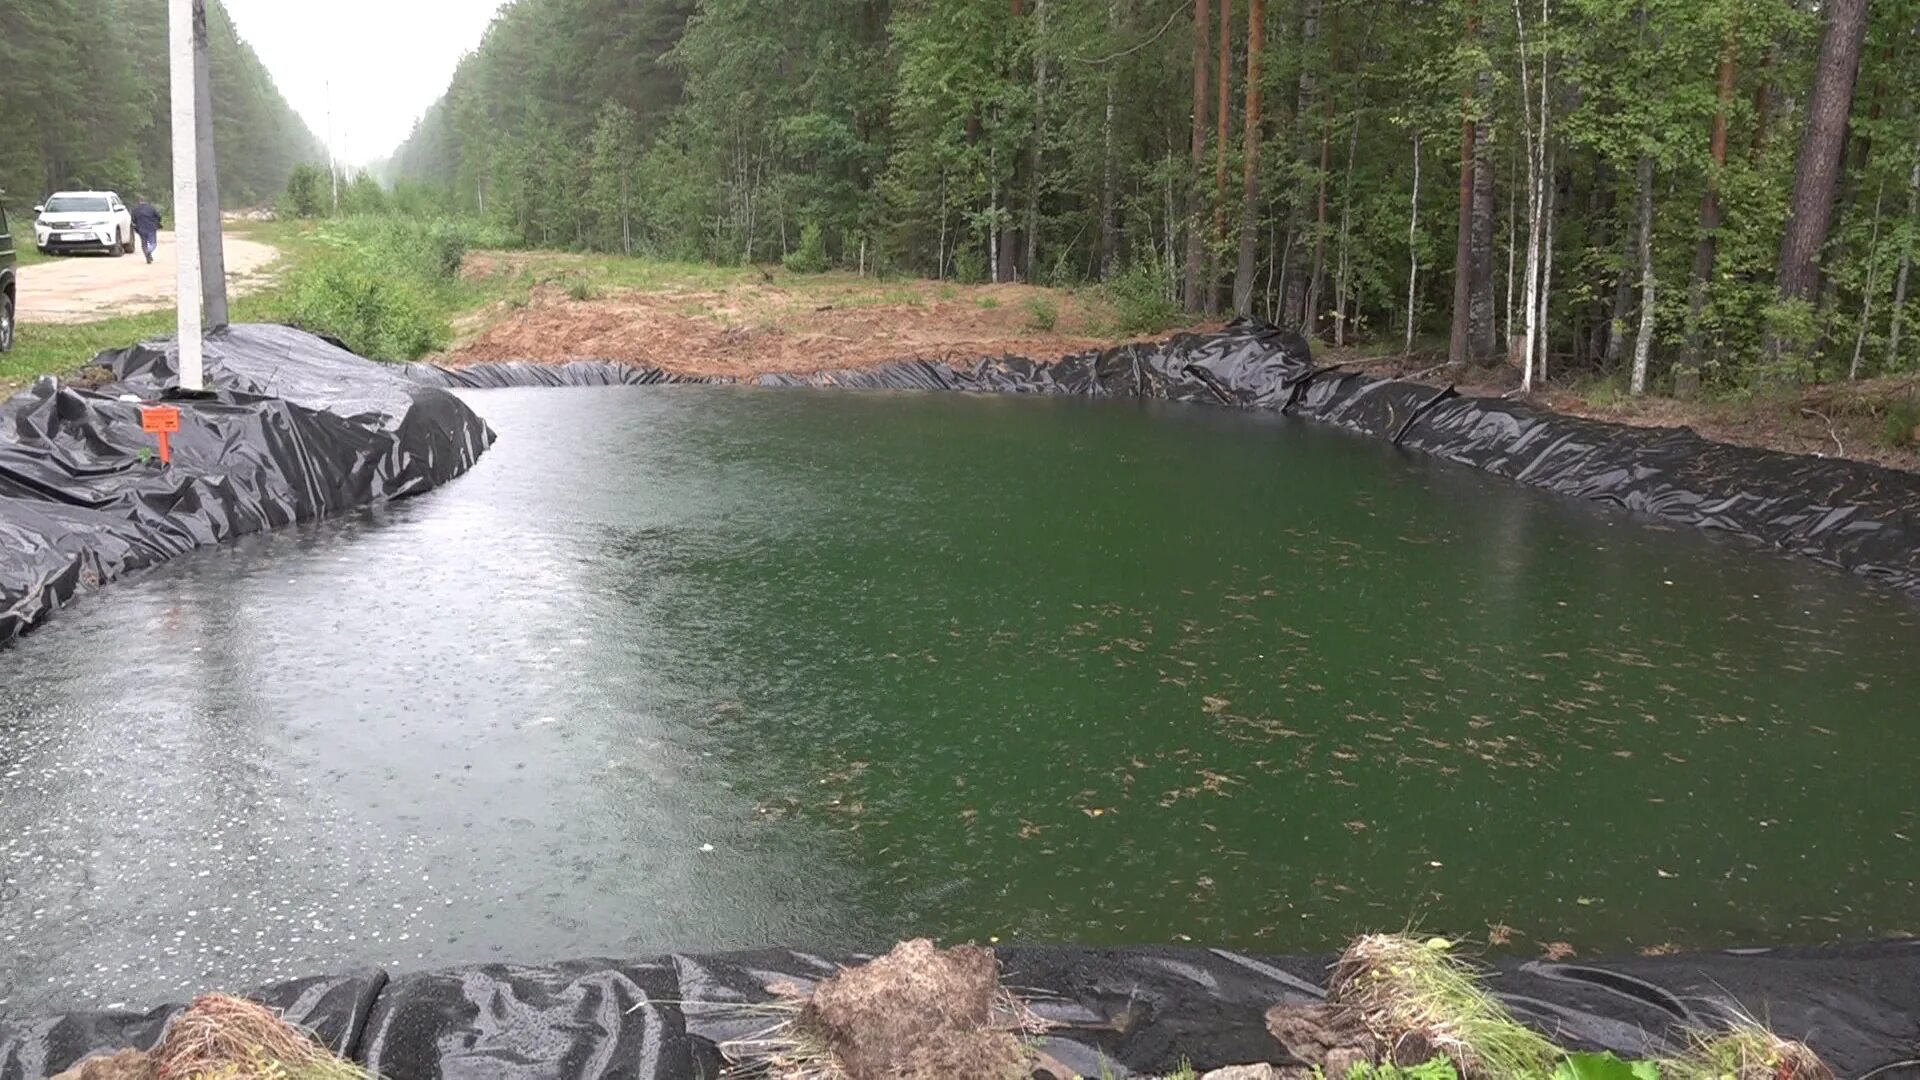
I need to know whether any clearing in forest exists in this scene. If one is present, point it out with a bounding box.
[434,250,1173,379]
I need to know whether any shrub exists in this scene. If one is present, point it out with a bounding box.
[784,222,829,274]
[564,275,600,301]
[953,247,987,285]
[283,163,328,219]
[1024,294,1059,332]
[283,257,444,362]
[1881,397,1920,450]
[1101,258,1182,335]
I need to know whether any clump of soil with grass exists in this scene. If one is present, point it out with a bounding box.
[720,938,1051,1079]
[1664,1022,1834,1080]
[51,993,367,1080]
[1323,935,1560,1080]
[1253,935,1841,1080]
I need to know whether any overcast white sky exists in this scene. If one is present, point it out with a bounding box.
[223,0,509,167]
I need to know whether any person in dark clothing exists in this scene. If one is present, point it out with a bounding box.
[130,197,163,264]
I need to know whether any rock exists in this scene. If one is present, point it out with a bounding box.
[1202,1066,1291,1080]
[49,1049,155,1080]
[1264,1002,1379,1074]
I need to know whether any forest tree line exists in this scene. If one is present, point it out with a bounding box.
[0,0,322,215]
[390,0,1909,393]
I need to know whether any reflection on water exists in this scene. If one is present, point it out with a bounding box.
[2,386,1916,1012]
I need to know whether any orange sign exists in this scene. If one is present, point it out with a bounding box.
[140,405,181,465]
[140,406,181,434]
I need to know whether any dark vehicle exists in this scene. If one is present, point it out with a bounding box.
[0,203,16,353]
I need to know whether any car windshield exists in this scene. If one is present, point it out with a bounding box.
[45,196,110,213]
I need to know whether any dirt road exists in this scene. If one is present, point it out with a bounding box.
[16,231,279,324]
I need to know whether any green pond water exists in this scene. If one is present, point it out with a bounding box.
[2,386,1916,1010]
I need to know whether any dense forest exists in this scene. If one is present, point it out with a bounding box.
[390,0,1913,392]
[0,0,321,214]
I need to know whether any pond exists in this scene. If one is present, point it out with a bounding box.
[2,386,1916,1013]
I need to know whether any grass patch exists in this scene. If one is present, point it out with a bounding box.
[1330,935,1561,1080]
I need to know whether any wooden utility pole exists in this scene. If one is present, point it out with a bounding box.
[191,0,228,329]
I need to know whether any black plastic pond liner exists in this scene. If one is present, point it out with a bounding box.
[0,323,493,642]
[404,319,1920,598]
[7,942,1919,1079]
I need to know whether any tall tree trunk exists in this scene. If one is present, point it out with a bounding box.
[1183,0,1210,310]
[1100,0,1121,279]
[1514,0,1548,390]
[1849,180,1887,380]
[620,171,632,256]
[1279,0,1322,325]
[1303,129,1331,328]
[1769,0,1870,368]
[1407,130,1422,353]
[1505,151,1518,346]
[1889,155,1920,369]
[1027,0,1050,279]
[1467,80,1497,362]
[1231,0,1265,315]
[1333,117,1359,347]
[1604,257,1633,368]
[1678,26,1737,398]
[1449,7,1481,364]
[1537,145,1557,384]
[1207,0,1233,314]
[1630,154,1657,395]
[1001,0,1026,280]
[991,147,1003,283]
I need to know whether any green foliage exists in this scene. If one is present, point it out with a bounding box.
[1555,1053,1661,1080]
[784,222,830,274]
[339,171,388,217]
[283,259,442,362]
[954,246,988,286]
[1101,259,1182,336]
[1339,1057,1462,1080]
[1881,397,1920,450]
[278,217,491,362]
[1024,294,1059,331]
[284,165,329,220]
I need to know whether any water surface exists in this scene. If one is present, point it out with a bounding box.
[2,387,1915,1012]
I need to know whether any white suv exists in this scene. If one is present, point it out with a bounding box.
[34,191,135,256]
